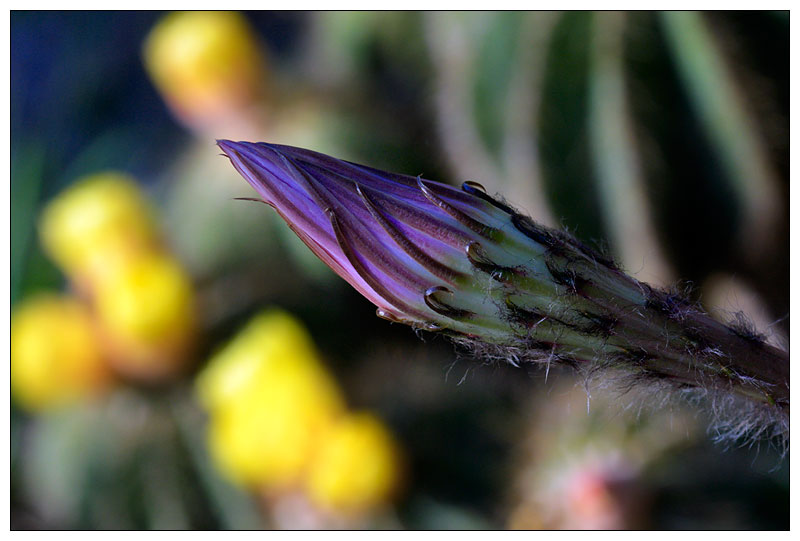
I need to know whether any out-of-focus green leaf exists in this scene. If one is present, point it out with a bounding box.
[660,11,781,254]
[538,11,605,246]
[588,12,674,285]
[138,419,192,529]
[315,11,379,76]
[623,12,739,281]
[21,406,100,526]
[10,142,59,305]
[472,13,522,160]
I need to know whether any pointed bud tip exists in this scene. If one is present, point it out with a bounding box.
[216,139,242,155]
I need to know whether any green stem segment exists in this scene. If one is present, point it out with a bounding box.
[467,208,789,420]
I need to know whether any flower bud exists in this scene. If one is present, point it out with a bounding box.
[208,370,344,490]
[143,11,268,135]
[11,294,111,411]
[38,171,159,288]
[219,140,790,422]
[305,412,401,514]
[93,252,196,381]
[196,309,321,412]
[198,310,344,489]
[217,140,628,356]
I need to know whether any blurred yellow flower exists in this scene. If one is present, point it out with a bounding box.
[196,310,320,411]
[306,412,401,514]
[143,11,267,131]
[11,294,111,411]
[208,367,344,489]
[38,171,159,286]
[94,251,196,381]
[198,309,345,489]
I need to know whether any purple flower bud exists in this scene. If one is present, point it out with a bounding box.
[218,140,789,431]
[218,140,561,342]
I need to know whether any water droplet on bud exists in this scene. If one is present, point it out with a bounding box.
[376,308,402,322]
[424,286,473,320]
[491,269,514,284]
[462,181,487,194]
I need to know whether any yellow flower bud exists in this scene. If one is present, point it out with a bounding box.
[198,309,345,489]
[208,367,344,490]
[196,309,320,411]
[143,11,268,131]
[11,294,111,411]
[306,412,401,514]
[38,171,159,286]
[94,252,196,381]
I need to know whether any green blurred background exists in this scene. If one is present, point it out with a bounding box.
[10,11,789,530]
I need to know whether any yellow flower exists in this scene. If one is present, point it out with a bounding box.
[39,171,159,285]
[143,11,267,128]
[11,294,111,411]
[208,367,344,489]
[94,252,196,381]
[198,309,345,489]
[196,310,320,411]
[306,412,401,514]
